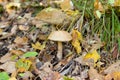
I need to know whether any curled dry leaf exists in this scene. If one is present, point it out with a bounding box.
[5,2,21,14]
[18,25,29,31]
[10,50,24,56]
[71,29,83,54]
[14,36,28,45]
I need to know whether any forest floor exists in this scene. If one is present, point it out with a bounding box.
[0,0,120,80]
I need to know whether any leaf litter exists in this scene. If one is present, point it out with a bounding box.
[0,0,120,80]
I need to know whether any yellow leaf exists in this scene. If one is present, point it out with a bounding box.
[0,28,2,33]
[113,72,120,80]
[94,0,104,19]
[72,29,82,54]
[65,10,79,17]
[9,77,17,80]
[84,50,100,63]
[16,59,32,72]
[32,41,45,50]
[60,0,72,11]
[5,2,21,14]
[114,0,120,6]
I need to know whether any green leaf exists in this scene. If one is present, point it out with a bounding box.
[108,0,114,5]
[0,72,10,80]
[63,76,74,80]
[16,59,32,72]
[23,52,38,58]
[96,10,101,19]
[18,73,24,77]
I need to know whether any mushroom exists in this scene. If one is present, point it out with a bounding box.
[48,30,72,60]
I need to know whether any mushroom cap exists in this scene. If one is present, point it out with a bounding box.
[48,31,72,42]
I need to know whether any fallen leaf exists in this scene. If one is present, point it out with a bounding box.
[23,51,38,58]
[18,25,29,31]
[14,36,28,45]
[114,0,120,6]
[10,50,24,56]
[0,72,10,80]
[35,7,71,25]
[0,53,12,63]
[5,2,21,14]
[88,67,104,80]
[63,76,74,80]
[20,71,34,80]
[105,72,120,80]
[84,50,100,63]
[65,10,79,17]
[32,41,46,51]
[9,77,17,80]
[60,0,73,11]
[0,61,16,73]
[16,58,32,72]
[104,60,120,74]
[94,0,104,19]
[0,28,3,33]
[72,29,83,54]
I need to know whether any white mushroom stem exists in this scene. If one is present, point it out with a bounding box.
[57,41,62,60]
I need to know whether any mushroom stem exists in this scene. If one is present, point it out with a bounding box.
[57,41,62,60]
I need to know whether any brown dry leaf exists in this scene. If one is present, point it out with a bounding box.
[35,7,71,25]
[105,72,120,80]
[0,53,12,63]
[0,61,16,73]
[104,73,113,80]
[18,25,29,31]
[0,21,9,28]
[74,53,86,65]
[14,36,28,45]
[104,60,120,74]
[94,0,104,12]
[32,20,47,28]
[88,67,104,80]
[43,72,61,80]
[111,44,119,59]
[11,25,18,35]
[38,61,61,80]
[10,50,24,56]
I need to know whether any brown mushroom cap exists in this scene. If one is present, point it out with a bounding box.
[48,31,72,42]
